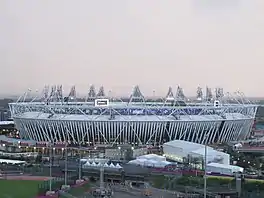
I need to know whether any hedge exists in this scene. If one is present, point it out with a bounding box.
[151,175,264,191]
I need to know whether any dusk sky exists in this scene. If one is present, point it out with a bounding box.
[1,0,264,97]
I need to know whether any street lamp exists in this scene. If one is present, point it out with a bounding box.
[48,142,53,192]
[118,146,122,160]
[204,143,207,198]
[52,147,55,165]
[204,133,209,198]
[64,143,68,186]
[78,144,82,180]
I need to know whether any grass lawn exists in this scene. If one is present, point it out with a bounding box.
[0,180,43,198]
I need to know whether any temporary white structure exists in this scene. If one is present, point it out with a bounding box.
[109,163,115,168]
[163,140,230,165]
[83,161,123,169]
[207,163,244,176]
[80,158,108,164]
[103,163,108,167]
[190,148,230,164]
[116,163,122,168]
[0,159,26,165]
[137,154,166,162]
[128,156,171,168]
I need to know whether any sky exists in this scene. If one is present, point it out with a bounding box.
[0,0,264,97]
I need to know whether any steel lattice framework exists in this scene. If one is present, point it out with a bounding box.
[9,85,258,145]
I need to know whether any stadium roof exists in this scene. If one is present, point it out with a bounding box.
[18,112,249,122]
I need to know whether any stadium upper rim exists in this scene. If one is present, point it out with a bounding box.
[11,85,255,105]
[8,85,258,121]
[8,85,258,144]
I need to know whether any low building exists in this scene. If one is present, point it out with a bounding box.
[0,121,18,137]
[105,148,123,160]
[206,162,244,176]
[105,145,148,160]
[163,140,230,165]
[132,147,148,158]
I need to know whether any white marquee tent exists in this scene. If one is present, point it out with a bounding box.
[137,154,166,162]
[0,159,26,165]
[128,154,171,168]
[83,161,123,169]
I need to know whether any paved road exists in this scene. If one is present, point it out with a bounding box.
[128,181,192,198]
[112,184,172,198]
[112,191,138,198]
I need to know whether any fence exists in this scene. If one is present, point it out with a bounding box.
[38,173,78,195]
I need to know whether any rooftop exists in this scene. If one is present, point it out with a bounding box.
[164,140,214,152]
[14,85,253,108]
[0,121,14,125]
[207,162,243,170]
[0,135,36,144]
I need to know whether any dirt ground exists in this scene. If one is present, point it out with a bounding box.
[1,175,52,181]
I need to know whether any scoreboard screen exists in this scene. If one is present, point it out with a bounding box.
[94,99,109,107]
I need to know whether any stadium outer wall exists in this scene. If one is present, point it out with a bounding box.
[9,102,258,145]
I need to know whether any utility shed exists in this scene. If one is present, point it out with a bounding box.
[207,163,244,176]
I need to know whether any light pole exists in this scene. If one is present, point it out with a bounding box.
[78,144,82,180]
[203,133,209,198]
[64,143,68,186]
[118,146,123,160]
[99,164,104,191]
[52,147,55,166]
[204,143,207,198]
[49,143,53,191]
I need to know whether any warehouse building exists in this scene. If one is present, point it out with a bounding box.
[163,140,230,165]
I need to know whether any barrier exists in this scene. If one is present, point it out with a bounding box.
[37,174,78,196]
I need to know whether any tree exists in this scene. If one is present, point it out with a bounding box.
[124,148,133,161]
[35,153,42,163]
[192,157,201,170]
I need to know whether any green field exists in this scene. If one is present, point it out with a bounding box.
[0,180,43,198]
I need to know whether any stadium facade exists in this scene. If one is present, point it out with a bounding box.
[8,85,258,145]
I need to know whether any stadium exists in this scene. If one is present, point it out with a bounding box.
[8,85,257,145]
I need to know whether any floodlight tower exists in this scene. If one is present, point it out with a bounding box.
[68,86,77,101]
[205,86,213,102]
[196,86,203,101]
[176,86,185,101]
[165,86,175,104]
[128,85,145,103]
[86,85,96,102]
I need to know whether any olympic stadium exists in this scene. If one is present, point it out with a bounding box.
[8,85,257,145]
